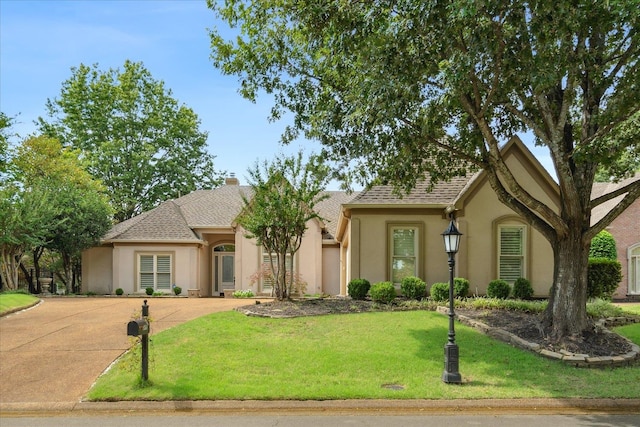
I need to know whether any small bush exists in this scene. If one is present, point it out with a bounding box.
[589,230,617,260]
[512,277,534,300]
[400,276,426,300]
[233,289,255,298]
[430,282,450,301]
[453,277,470,298]
[587,258,622,300]
[348,278,371,300]
[115,288,124,296]
[370,281,396,304]
[487,280,511,299]
[173,286,182,296]
[145,287,154,296]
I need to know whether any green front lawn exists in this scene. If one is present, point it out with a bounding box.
[88,309,640,401]
[0,292,39,315]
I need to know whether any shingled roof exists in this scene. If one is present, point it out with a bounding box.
[103,184,356,243]
[591,174,640,224]
[346,173,479,206]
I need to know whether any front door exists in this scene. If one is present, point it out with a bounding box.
[213,245,235,296]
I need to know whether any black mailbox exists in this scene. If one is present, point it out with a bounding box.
[127,319,149,336]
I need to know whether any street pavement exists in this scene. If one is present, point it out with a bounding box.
[1,297,639,419]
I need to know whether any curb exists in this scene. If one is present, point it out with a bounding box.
[2,398,639,416]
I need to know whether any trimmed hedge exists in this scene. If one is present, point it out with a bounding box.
[454,277,470,298]
[512,277,534,300]
[487,279,511,299]
[401,276,427,300]
[370,281,396,304]
[589,230,617,260]
[430,282,450,301]
[348,278,371,300]
[587,258,622,300]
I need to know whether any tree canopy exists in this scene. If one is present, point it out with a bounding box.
[38,60,224,222]
[237,152,331,300]
[209,0,640,341]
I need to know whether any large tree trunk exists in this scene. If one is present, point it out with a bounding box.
[544,226,591,341]
[0,249,22,291]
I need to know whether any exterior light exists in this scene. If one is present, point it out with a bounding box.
[441,216,462,384]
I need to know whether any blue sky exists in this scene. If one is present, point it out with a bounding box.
[1,0,554,189]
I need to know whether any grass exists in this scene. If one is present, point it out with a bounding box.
[87,308,640,401]
[0,291,39,315]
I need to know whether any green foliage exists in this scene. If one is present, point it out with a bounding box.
[38,61,223,222]
[173,286,182,296]
[512,278,534,300]
[453,277,470,298]
[586,298,624,318]
[145,287,154,296]
[429,282,450,302]
[400,276,426,300]
[347,278,371,300]
[232,289,255,298]
[370,281,396,304]
[589,230,618,260]
[487,280,511,299]
[237,151,331,300]
[587,258,622,300]
[115,288,124,296]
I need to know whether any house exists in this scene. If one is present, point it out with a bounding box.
[84,137,634,299]
[591,174,640,300]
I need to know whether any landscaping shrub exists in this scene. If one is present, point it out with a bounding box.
[173,286,182,296]
[512,277,534,300]
[589,230,617,260]
[145,287,154,296]
[587,258,622,300]
[400,276,426,300]
[115,288,124,296]
[430,282,450,301]
[233,289,255,298]
[487,280,511,299]
[348,278,371,300]
[453,277,470,298]
[370,281,396,304]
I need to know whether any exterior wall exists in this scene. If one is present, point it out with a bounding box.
[605,198,640,298]
[322,246,341,295]
[347,209,451,289]
[82,246,113,294]
[110,243,200,295]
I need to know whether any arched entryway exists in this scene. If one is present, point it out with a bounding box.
[212,244,235,296]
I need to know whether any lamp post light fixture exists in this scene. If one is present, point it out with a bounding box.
[441,216,462,384]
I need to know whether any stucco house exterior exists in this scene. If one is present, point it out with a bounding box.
[82,137,635,299]
[591,174,640,300]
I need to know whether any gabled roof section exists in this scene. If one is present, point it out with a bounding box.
[104,200,201,242]
[177,186,252,228]
[316,191,358,239]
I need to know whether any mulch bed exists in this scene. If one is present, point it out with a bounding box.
[238,298,636,358]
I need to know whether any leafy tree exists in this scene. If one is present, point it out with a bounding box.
[237,152,331,300]
[38,60,223,222]
[209,0,640,342]
[0,112,16,176]
[11,136,112,292]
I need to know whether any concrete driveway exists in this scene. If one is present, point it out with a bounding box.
[0,297,257,407]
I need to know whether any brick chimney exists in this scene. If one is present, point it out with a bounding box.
[225,173,239,186]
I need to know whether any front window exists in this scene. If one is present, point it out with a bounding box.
[498,225,526,283]
[630,245,640,295]
[389,226,419,284]
[139,254,172,291]
[261,251,293,292]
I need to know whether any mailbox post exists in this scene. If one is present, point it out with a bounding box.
[127,300,150,381]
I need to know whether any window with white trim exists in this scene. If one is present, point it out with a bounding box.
[390,226,419,284]
[630,245,640,295]
[498,225,526,283]
[139,254,172,291]
[261,251,293,292]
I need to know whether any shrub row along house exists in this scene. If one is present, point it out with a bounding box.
[82,137,640,299]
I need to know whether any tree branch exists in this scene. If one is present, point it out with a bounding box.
[587,178,640,240]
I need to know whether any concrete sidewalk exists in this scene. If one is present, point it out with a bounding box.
[1,298,638,417]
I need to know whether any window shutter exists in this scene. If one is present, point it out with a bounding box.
[156,255,171,289]
[499,227,524,283]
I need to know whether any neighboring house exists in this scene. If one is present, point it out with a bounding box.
[82,137,635,299]
[591,174,640,300]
